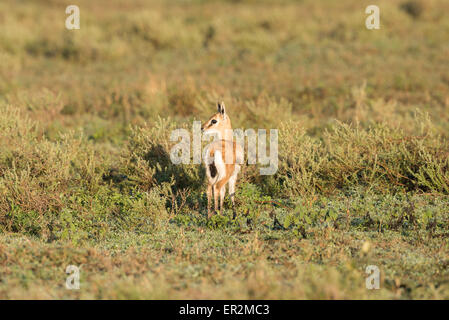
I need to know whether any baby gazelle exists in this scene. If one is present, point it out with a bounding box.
[201,102,243,219]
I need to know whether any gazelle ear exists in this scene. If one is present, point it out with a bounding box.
[218,101,226,115]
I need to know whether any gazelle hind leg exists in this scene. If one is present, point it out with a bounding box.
[213,184,219,214]
[219,185,226,213]
[207,184,213,218]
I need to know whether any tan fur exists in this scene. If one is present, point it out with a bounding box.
[202,102,243,218]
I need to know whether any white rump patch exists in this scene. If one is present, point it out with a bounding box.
[214,150,226,182]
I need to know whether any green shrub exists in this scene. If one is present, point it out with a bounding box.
[0,104,106,239]
[275,115,449,197]
[276,121,325,197]
[125,117,204,192]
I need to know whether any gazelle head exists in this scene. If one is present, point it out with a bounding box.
[201,101,232,140]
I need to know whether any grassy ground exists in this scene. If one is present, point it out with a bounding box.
[0,0,449,299]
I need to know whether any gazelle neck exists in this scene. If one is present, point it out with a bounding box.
[220,121,233,141]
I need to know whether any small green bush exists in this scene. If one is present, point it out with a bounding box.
[274,115,449,197]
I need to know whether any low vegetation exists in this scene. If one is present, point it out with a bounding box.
[0,0,448,299]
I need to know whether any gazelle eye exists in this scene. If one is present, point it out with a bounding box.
[211,119,217,124]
